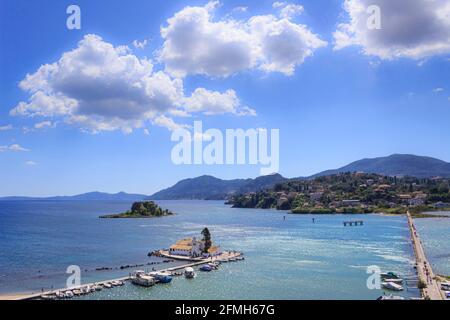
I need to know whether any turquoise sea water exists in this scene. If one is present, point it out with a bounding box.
[414,212,450,276]
[0,200,424,299]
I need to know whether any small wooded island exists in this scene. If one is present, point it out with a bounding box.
[100,201,174,218]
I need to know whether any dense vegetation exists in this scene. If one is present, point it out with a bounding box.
[229,172,450,215]
[100,201,174,218]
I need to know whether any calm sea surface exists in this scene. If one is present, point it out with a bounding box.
[414,212,450,276]
[0,200,434,299]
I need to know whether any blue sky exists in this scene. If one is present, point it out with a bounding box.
[1,0,449,196]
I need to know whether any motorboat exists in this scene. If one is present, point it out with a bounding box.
[73,289,83,296]
[112,280,124,286]
[441,282,450,291]
[92,284,102,291]
[150,271,173,284]
[376,294,405,300]
[381,272,401,280]
[40,294,57,300]
[200,264,213,272]
[382,278,403,284]
[131,270,156,287]
[102,282,112,289]
[64,290,74,298]
[184,267,196,279]
[382,282,404,291]
[207,262,219,270]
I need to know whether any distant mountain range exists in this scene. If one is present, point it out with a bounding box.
[0,192,147,201]
[2,154,450,201]
[309,154,450,179]
[149,154,450,199]
[148,174,287,200]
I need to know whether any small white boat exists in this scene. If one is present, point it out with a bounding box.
[102,282,112,289]
[92,285,102,291]
[184,267,196,279]
[131,271,155,287]
[377,294,405,300]
[64,290,74,298]
[445,291,450,299]
[40,294,57,300]
[382,282,404,291]
[383,278,404,284]
[55,291,65,299]
[441,282,450,290]
[207,262,219,270]
[81,286,91,294]
[381,272,401,280]
[73,289,83,296]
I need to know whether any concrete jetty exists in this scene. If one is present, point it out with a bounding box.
[406,211,444,300]
[12,251,243,301]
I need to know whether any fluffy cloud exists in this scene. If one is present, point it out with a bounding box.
[184,88,255,115]
[272,2,304,19]
[159,1,326,77]
[334,0,450,60]
[34,121,53,129]
[11,34,252,133]
[0,124,13,131]
[25,160,37,166]
[0,144,29,152]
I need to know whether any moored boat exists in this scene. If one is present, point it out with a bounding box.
[382,282,404,291]
[381,272,400,280]
[376,294,405,300]
[382,278,403,284]
[102,282,112,289]
[200,264,213,272]
[207,262,219,270]
[131,270,156,287]
[150,271,173,283]
[184,267,196,279]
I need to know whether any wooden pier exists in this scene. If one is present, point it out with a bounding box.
[406,211,444,300]
[14,251,243,301]
[343,220,364,226]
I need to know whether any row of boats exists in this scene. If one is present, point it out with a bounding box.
[441,282,450,299]
[131,262,221,287]
[378,273,450,300]
[40,280,125,300]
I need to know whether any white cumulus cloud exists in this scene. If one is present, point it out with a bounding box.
[159,1,326,77]
[333,0,450,60]
[0,124,13,131]
[34,121,53,129]
[10,34,253,133]
[0,144,29,152]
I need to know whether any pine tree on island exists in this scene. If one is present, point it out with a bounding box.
[201,227,212,253]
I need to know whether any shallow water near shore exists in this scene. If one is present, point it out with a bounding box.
[0,200,424,299]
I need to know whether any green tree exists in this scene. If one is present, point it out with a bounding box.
[201,227,212,253]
